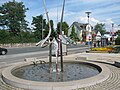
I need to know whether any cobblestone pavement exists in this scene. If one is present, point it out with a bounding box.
[0,53,120,90]
[77,64,120,90]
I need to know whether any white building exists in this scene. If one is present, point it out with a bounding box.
[68,22,92,41]
[96,31,101,41]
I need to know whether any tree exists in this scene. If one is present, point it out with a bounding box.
[0,30,10,43]
[115,36,120,45]
[32,15,46,40]
[94,23,106,35]
[56,22,69,36]
[116,30,120,36]
[44,20,55,39]
[70,26,79,41]
[0,0,28,34]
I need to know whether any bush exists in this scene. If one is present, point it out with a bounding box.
[0,30,39,44]
[91,46,114,51]
[115,36,120,45]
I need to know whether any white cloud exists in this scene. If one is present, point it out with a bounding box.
[73,15,118,32]
[1,0,120,32]
[90,17,100,26]
[105,18,114,24]
[103,18,114,32]
[74,16,100,26]
[98,18,119,32]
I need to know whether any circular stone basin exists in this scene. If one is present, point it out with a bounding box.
[2,61,110,90]
[12,62,100,82]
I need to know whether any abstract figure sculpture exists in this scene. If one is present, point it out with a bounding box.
[36,0,76,72]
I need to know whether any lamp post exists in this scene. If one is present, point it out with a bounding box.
[112,23,114,35]
[111,23,114,44]
[85,12,91,24]
[85,11,92,48]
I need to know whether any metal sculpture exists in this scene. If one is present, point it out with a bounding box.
[36,0,76,72]
[36,0,51,47]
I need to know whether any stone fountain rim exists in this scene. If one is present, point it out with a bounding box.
[2,60,110,90]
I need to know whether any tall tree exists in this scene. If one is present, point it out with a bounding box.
[32,14,46,40]
[0,0,28,34]
[70,26,79,41]
[116,30,120,36]
[56,21,69,36]
[94,23,106,35]
[44,20,55,39]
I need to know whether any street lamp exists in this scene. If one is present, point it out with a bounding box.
[85,11,92,48]
[85,12,91,24]
[112,23,114,35]
[111,23,114,44]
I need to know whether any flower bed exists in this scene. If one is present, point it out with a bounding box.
[86,45,120,53]
[91,47,114,51]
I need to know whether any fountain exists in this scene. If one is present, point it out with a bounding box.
[2,59,110,90]
[1,0,110,90]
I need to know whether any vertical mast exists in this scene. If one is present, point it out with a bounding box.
[42,0,52,73]
[60,0,65,72]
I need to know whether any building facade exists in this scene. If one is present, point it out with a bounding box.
[68,22,94,41]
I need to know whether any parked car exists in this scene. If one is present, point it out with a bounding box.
[0,47,8,55]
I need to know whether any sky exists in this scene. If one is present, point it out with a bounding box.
[0,0,120,32]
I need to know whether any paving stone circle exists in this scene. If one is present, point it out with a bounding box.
[0,61,120,90]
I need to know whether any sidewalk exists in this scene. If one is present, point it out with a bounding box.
[72,52,120,62]
[0,52,120,90]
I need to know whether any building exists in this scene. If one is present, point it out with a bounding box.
[68,22,94,41]
[95,31,102,41]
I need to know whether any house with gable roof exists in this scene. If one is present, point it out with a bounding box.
[68,22,94,41]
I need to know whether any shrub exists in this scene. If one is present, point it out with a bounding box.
[91,46,114,51]
[115,36,120,45]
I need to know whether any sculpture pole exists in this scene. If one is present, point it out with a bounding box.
[60,0,65,72]
[42,0,52,73]
[37,0,67,73]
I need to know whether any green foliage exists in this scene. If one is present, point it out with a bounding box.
[56,22,69,35]
[49,20,56,39]
[43,20,55,39]
[70,26,79,41]
[82,31,86,42]
[0,30,10,43]
[115,36,120,45]
[0,0,29,34]
[0,30,36,43]
[116,30,120,36]
[94,23,106,35]
[0,1,70,44]
[32,15,47,40]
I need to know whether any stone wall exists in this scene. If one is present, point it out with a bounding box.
[0,43,36,48]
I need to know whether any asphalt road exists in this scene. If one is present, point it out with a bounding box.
[6,44,86,55]
[0,44,88,64]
